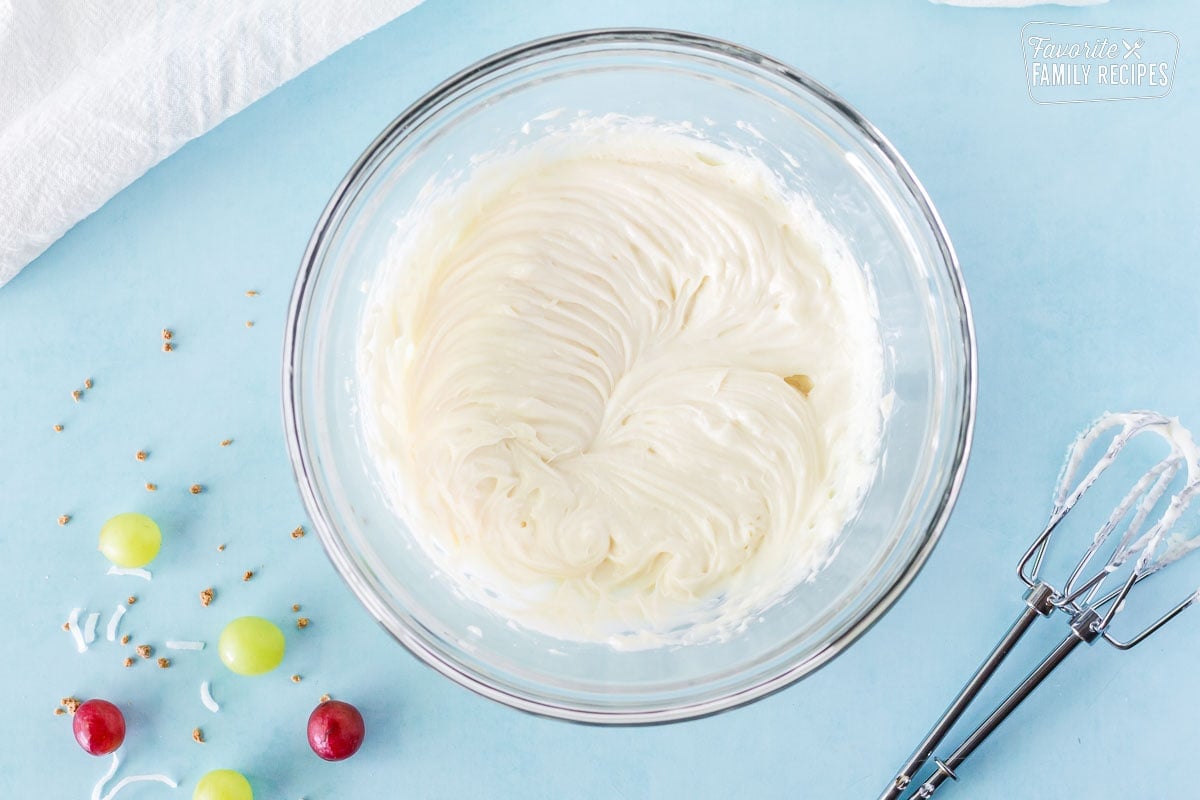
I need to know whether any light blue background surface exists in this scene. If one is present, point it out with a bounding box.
[3,1,1198,797]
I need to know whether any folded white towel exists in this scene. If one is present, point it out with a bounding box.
[0,0,421,287]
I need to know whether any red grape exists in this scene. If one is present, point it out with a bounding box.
[72,699,126,756]
[307,700,365,761]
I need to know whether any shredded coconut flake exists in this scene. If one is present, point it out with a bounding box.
[106,605,127,642]
[68,607,87,653]
[106,566,152,581]
[98,773,177,800]
[91,753,120,800]
[83,612,100,644]
[165,640,204,651]
[200,680,219,713]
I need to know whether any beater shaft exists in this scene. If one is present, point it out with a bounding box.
[878,583,1054,800]
[911,631,1087,798]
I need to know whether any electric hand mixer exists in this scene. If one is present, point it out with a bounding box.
[880,410,1200,799]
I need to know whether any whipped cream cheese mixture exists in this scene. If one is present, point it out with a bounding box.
[359,124,885,646]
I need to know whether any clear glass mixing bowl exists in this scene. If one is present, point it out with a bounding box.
[283,29,975,723]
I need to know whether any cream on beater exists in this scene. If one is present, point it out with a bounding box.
[358,125,885,646]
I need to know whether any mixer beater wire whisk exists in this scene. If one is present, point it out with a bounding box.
[880,411,1200,800]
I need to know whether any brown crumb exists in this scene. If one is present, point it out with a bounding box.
[200,587,214,607]
[62,697,81,714]
[71,389,82,402]
[162,328,173,340]
[291,674,301,683]
[192,727,204,744]
[784,373,815,397]
[297,617,310,630]
[291,603,301,612]
[120,634,130,645]
[245,320,254,328]
[135,450,147,461]
[245,290,259,297]
[190,484,203,494]
[136,644,153,659]
[162,341,174,352]
[291,526,305,539]
[319,694,331,704]
[54,707,65,716]
[216,543,226,552]
[145,482,157,492]
[53,424,63,432]
[242,570,253,582]
[220,439,233,447]
[61,622,70,631]
[520,520,527,528]
[84,378,93,390]
[157,657,170,669]
[127,596,136,605]
[123,657,134,668]
[57,514,70,526]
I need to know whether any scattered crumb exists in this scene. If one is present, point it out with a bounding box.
[319,694,331,704]
[161,328,173,340]
[520,521,527,528]
[71,389,82,402]
[135,450,147,462]
[216,544,226,552]
[53,424,63,432]
[84,378,93,390]
[162,342,174,352]
[62,697,81,714]
[297,617,310,630]
[220,439,233,447]
[245,320,254,328]
[157,657,170,669]
[136,644,153,659]
[57,514,70,526]
[123,657,134,668]
[192,727,204,744]
[291,604,301,612]
[61,622,70,631]
[145,482,157,492]
[291,674,301,683]
[291,526,305,539]
[127,596,136,605]
[120,634,131,645]
[54,707,65,716]
[200,588,214,607]
[245,290,259,297]
[242,570,253,582]
[190,484,203,494]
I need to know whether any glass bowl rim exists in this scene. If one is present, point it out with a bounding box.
[282,27,978,725]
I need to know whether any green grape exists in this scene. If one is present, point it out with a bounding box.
[193,769,253,800]
[218,616,285,676]
[98,512,162,568]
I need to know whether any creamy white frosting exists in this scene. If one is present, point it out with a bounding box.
[1055,411,1200,579]
[359,125,885,646]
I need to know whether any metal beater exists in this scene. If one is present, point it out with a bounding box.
[880,410,1200,800]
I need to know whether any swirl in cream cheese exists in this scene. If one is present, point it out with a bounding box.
[360,125,885,646]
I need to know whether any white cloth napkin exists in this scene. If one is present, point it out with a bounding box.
[0,0,422,287]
